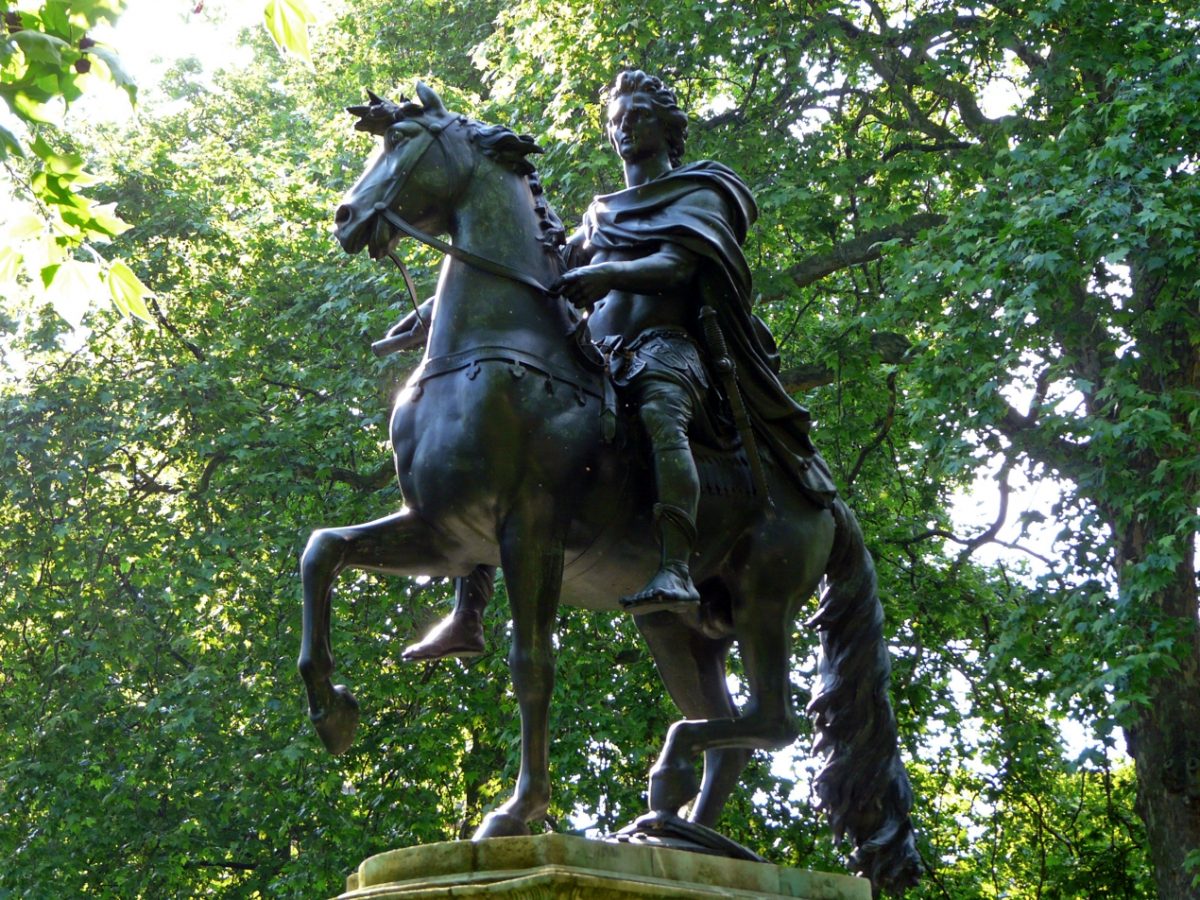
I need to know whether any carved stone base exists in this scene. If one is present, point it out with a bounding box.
[335,833,869,899]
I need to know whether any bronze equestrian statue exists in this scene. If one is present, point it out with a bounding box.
[298,73,921,893]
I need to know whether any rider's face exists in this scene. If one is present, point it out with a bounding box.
[607,94,669,164]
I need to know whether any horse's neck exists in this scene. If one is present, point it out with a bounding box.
[425,168,571,362]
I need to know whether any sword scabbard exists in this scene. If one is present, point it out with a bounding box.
[698,306,771,505]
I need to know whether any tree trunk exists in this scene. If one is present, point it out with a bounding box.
[1118,527,1200,899]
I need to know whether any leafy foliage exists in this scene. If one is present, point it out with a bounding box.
[0,0,150,326]
[2,0,1193,896]
[263,0,316,65]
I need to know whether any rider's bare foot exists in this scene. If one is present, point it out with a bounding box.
[401,611,485,661]
[620,563,701,613]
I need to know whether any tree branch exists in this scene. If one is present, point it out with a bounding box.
[780,363,837,393]
[294,460,395,492]
[952,458,1016,569]
[194,452,230,496]
[786,213,945,289]
[993,370,1091,483]
[881,140,972,162]
[821,11,1030,142]
[779,332,912,392]
[184,860,258,871]
[147,296,205,363]
[845,369,898,487]
[261,377,330,401]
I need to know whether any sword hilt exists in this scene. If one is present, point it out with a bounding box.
[699,306,732,373]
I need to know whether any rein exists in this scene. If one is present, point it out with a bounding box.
[375,205,557,299]
[369,117,559,357]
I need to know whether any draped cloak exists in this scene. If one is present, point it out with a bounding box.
[579,161,838,506]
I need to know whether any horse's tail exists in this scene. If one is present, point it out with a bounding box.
[807,497,922,895]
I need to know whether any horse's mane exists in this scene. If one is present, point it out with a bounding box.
[469,122,566,253]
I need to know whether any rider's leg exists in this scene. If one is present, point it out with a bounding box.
[402,564,494,660]
[622,380,702,611]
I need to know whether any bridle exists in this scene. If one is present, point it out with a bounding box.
[360,112,612,434]
[368,114,559,352]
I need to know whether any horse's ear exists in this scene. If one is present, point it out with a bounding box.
[415,81,447,116]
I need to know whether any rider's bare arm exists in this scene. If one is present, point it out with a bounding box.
[556,243,699,308]
[555,188,726,308]
[562,227,593,269]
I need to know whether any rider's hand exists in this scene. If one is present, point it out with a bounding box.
[554,264,616,309]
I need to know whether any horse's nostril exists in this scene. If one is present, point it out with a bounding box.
[334,204,352,226]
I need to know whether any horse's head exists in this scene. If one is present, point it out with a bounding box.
[334,82,472,259]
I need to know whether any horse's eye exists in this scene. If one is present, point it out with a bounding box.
[385,121,424,149]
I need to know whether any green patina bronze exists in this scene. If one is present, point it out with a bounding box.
[298,75,919,894]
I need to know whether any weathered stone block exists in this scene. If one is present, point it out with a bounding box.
[336,834,869,899]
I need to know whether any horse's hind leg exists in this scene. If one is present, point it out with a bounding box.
[634,606,749,828]
[299,509,453,755]
[646,511,832,818]
[645,598,802,818]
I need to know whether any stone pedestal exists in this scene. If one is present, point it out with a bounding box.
[335,833,869,899]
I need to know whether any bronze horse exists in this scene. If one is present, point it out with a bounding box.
[299,82,920,892]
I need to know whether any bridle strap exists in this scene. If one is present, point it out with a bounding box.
[369,116,561,358]
[370,114,557,298]
[374,204,556,298]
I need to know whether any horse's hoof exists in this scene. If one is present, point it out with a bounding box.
[648,757,701,814]
[311,684,360,756]
[472,810,530,840]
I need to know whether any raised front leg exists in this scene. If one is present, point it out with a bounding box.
[473,510,563,839]
[298,509,454,755]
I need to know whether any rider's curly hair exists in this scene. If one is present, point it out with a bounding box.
[607,70,689,167]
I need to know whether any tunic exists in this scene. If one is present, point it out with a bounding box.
[579,161,838,506]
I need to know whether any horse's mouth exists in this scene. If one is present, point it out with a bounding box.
[367,211,401,260]
[335,205,399,259]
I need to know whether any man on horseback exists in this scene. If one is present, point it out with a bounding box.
[400,69,835,660]
[556,70,745,611]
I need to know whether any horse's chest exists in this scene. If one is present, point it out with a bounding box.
[389,365,595,512]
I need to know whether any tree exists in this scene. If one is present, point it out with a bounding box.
[1,4,676,895]
[0,0,1185,896]
[0,0,155,326]
[0,0,315,329]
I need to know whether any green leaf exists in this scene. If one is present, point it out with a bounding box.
[0,121,23,159]
[0,245,21,283]
[106,259,154,324]
[30,135,83,175]
[69,0,125,26]
[12,87,59,124]
[3,209,45,242]
[38,1,71,36]
[263,0,316,64]
[87,45,137,106]
[45,259,101,327]
[85,202,131,239]
[40,262,61,289]
[9,30,69,66]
